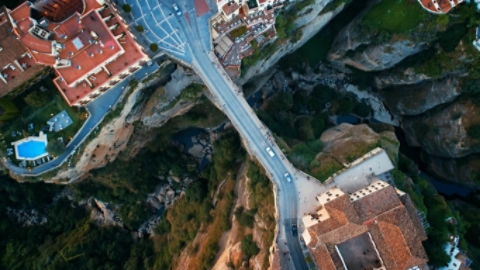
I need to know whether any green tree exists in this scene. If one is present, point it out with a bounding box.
[24,90,50,108]
[241,235,259,258]
[230,26,247,38]
[354,101,371,117]
[436,14,449,26]
[122,4,132,12]
[467,124,480,139]
[234,206,255,228]
[0,99,19,122]
[118,202,151,229]
[150,43,159,52]
[186,179,208,202]
[46,138,65,156]
[337,97,355,114]
[136,25,144,32]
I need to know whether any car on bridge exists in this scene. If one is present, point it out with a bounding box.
[172,4,182,16]
[266,147,275,157]
[284,172,292,182]
[292,224,297,236]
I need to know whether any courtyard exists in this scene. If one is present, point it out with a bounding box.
[0,72,85,166]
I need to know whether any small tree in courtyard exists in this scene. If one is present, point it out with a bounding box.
[150,43,159,52]
[135,25,144,32]
[122,4,132,12]
[47,138,65,156]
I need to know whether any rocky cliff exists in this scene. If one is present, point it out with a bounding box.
[328,31,427,71]
[320,123,399,163]
[239,0,347,84]
[53,65,201,182]
[326,0,440,71]
[401,100,479,158]
[421,153,480,188]
[380,76,461,116]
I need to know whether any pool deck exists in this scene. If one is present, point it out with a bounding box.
[12,132,49,161]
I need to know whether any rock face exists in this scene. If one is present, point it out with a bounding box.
[380,76,461,116]
[374,68,433,90]
[238,0,346,83]
[320,123,399,163]
[328,34,426,71]
[402,100,478,158]
[6,207,48,227]
[52,65,200,182]
[422,153,480,188]
[326,0,432,71]
[85,198,123,227]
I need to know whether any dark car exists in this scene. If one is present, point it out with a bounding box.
[292,224,297,236]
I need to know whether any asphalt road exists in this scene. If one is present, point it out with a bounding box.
[169,4,310,269]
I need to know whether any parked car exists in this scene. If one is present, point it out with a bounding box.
[172,4,182,16]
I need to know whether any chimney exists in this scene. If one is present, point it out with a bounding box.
[76,65,81,69]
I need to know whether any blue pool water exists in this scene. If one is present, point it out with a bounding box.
[16,140,47,159]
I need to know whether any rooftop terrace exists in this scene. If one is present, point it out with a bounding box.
[337,232,383,270]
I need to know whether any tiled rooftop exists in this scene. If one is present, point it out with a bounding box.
[222,2,239,16]
[31,0,84,22]
[55,11,123,85]
[303,181,428,269]
[5,0,147,105]
[0,6,44,97]
[418,0,464,13]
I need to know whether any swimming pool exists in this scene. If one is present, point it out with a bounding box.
[16,140,47,159]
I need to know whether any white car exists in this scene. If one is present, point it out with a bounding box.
[266,147,275,157]
[284,173,292,182]
[172,4,182,16]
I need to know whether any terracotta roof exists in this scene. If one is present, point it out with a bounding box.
[310,245,336,270]
[305,182,429,269]
[222,2,239,16]
[5,0,148,105]
[0,6,44,97]
[378,221,411,269]
[352,185,402,222]
[418,0,463,13]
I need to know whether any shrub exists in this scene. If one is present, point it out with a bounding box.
[150,43,159,52]
[46,138,65,156]
[136,25,144,32]
[467,124,480,139]
[436,14,449,26]
[24,90,50,108]
[122,4,132,12]
[337,97,355,114]
[230,26,247,38]
[234,206,256,228]
[354,101,371,117]
[241,235,259,258]
[438,23,468,52]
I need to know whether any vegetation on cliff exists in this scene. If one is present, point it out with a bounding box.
[392,155,479,267]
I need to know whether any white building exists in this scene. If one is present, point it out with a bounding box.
[473,26,480,51]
